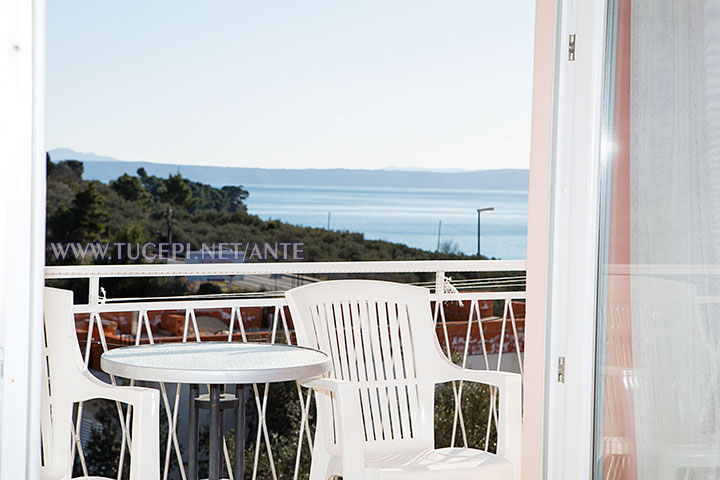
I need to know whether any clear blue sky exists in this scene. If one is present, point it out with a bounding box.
[46,1,535,170]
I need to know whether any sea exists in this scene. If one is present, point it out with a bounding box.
[244,184,528,260]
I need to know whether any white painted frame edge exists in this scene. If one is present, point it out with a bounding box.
[0,0,45,478]
[70,291,527,314]
[45,259,527,278]
[28,0,46,479]
[543,0,607,479]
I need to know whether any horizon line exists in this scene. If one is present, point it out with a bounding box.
[47,147,530,174]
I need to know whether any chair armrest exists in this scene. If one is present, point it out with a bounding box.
[438,359,520,389]
[299,377,364,423]
[436,360,522,479]
[72,370,159,406]
[299,377,366,477]
[70,371,160,480]
[300,376,353,393]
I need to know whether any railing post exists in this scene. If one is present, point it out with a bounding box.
[88,276,100,306]
[434,271,445,297]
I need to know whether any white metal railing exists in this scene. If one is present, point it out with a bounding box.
[44,260,526,480]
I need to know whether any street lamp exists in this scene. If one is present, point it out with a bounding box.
[165,207,174,244]
[476,207,494,258]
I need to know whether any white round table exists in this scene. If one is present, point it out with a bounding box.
[101,341,331,480]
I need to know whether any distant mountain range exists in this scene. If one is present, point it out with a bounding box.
[48,148,529,191]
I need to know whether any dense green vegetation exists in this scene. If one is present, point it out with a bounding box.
[46,155,476,263]
[46,154,486,297]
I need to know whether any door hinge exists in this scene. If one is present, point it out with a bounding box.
[568,34,576,61]
[557,356,566,383]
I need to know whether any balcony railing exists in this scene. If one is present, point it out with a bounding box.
[45,259,526,480]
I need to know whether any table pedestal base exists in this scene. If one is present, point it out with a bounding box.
[188,384,246,480]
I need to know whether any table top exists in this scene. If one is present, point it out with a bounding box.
[100,341,331,384]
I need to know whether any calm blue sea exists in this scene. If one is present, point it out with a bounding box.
[244,184,528,260]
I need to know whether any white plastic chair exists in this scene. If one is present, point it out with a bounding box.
[286,280,522,480]
[625,277,720,479]
[41,287,160,480]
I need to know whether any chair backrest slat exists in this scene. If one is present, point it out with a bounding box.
[355,300,383,442]
[397,303,421,438]
[388,303,412,439]
[340,301,359,382]
[332,302,351,381]
[367,301,392,441]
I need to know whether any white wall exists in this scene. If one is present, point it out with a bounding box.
[0,0,45,478]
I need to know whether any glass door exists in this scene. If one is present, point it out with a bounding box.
[594,0,720,478]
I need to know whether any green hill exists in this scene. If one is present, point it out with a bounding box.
[45,153,486,298]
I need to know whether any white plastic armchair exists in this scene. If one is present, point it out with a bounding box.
[286,280,521,480]
[41,287,160,480]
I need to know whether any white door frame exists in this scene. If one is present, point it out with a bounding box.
[0,0,45,478]
[0,0,612,477]
[543,0,609,478]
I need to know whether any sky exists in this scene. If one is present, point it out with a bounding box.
[46,1,535,171]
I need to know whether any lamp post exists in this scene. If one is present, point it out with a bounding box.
[476,207,494,258]
[165,207,174,244]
